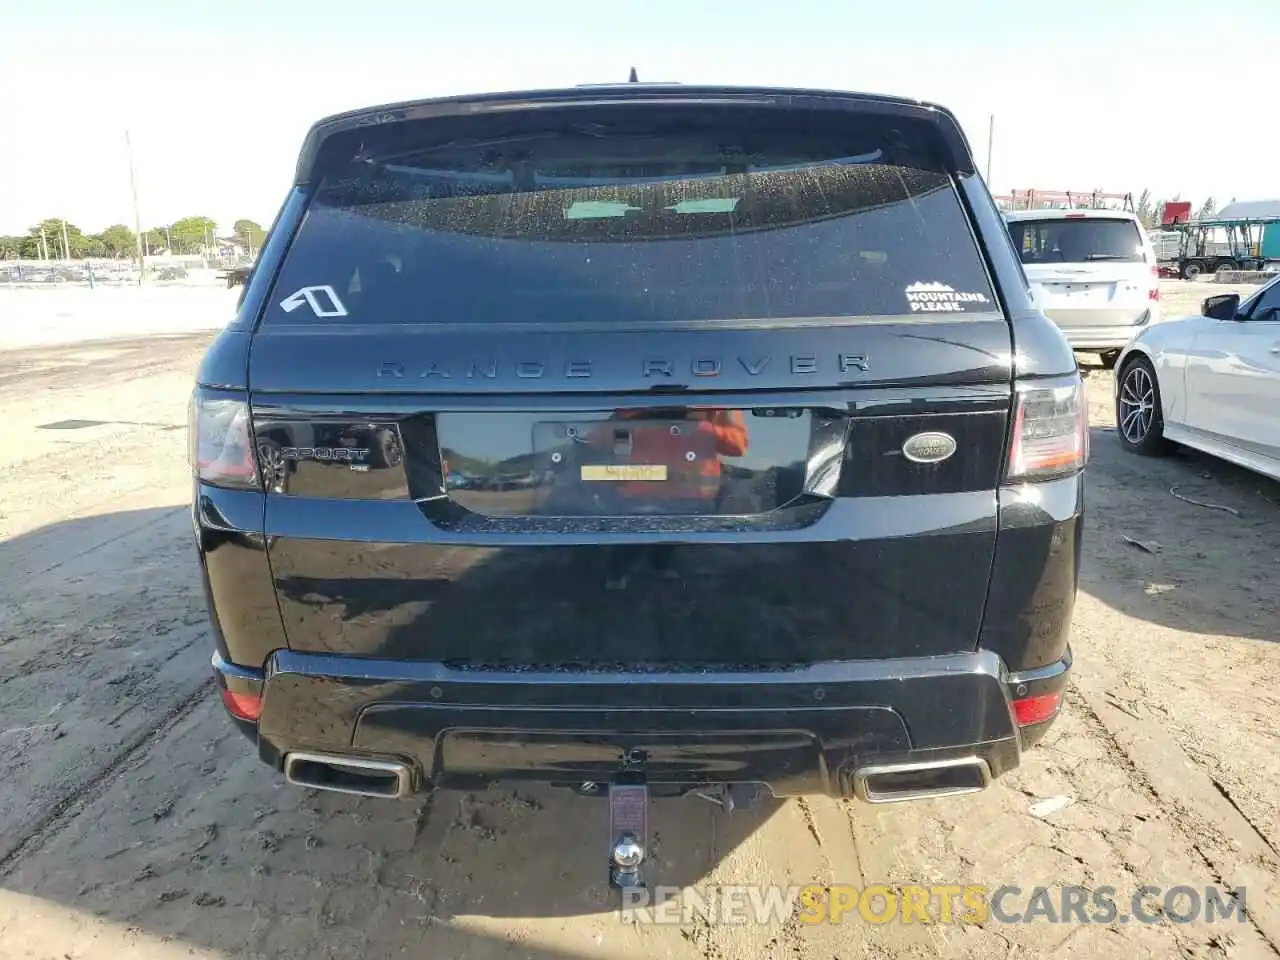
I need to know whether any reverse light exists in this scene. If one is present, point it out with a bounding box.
[1006,380,1088,481]
[1012,691,1061,726]
[189,389,258,488]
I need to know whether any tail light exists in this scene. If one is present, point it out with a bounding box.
[220,687,263,722]
[189,389,258,488]
[1006,379,1088,481]
[1012,691,1061,726]
[1149,264,1161,300]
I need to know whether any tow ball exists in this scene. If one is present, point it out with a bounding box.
[610,829,646,888]
[608,749,650,889]
[604,749,765,888]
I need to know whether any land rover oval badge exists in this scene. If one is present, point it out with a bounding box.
[902,431,957,464]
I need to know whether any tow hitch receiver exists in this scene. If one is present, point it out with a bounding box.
[608,782,649,888]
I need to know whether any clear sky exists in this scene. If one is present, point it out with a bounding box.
[1,0,1275,236]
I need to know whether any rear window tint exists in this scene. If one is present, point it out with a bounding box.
[1008,218,1144,265]
[266,124,998,326]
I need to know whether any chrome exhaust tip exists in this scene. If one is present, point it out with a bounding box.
[851,756,991,804]
[283,752,412,799]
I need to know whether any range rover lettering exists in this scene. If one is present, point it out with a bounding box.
[190,84,1085,887]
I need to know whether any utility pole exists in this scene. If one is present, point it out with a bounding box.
[125,129,146,284]
[61,219,71,261]
[986,115,995,186]
[40,227,48,261]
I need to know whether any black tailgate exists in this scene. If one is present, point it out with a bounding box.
[248,88,1013,667]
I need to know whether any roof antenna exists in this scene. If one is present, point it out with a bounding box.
[628,67,638,83]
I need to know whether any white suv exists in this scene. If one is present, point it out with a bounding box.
[1005,209,1162,365]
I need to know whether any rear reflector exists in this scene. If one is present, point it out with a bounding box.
[1006,380,1088,481]
[189,390,259,489]
[1012,691,1061,726]
[220,688,262,722]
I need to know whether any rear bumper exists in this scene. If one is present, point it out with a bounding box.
[1045,307,1160,352]
[212,646,1071,799]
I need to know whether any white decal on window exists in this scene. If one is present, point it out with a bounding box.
[280,285,348,318]
[905,282,991,313]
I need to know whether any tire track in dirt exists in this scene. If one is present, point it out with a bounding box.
[1074,374,1280,953]
[1206,777,1278,860]
[1066,685,1280,956]
[0,679,212,873]
[0,332,214,875]
[1078,426,1280,854]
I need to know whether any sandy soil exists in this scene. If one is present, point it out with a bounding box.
[0,286,1277,959]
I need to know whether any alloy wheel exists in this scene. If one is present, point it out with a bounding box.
[1118,364,1155,444]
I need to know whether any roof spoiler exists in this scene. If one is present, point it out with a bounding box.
[291,86,978,186]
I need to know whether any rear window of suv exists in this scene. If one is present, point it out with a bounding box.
[1008,217,1145,265]
[265,116,999,326]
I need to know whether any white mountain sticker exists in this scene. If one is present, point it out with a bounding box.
[905,282,991,313]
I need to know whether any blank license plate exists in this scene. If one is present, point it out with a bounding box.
[1049,283,1110,302]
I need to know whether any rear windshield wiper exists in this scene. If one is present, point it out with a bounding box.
[1084,253,1129,261]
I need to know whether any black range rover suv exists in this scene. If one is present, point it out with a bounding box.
[192,85,1083,855]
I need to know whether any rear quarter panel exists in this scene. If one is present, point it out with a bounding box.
[1118,318,1201,426]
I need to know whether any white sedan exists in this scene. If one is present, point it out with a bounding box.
[1114,274,1280,480]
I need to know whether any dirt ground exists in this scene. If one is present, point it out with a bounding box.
[0,283,1277,959]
